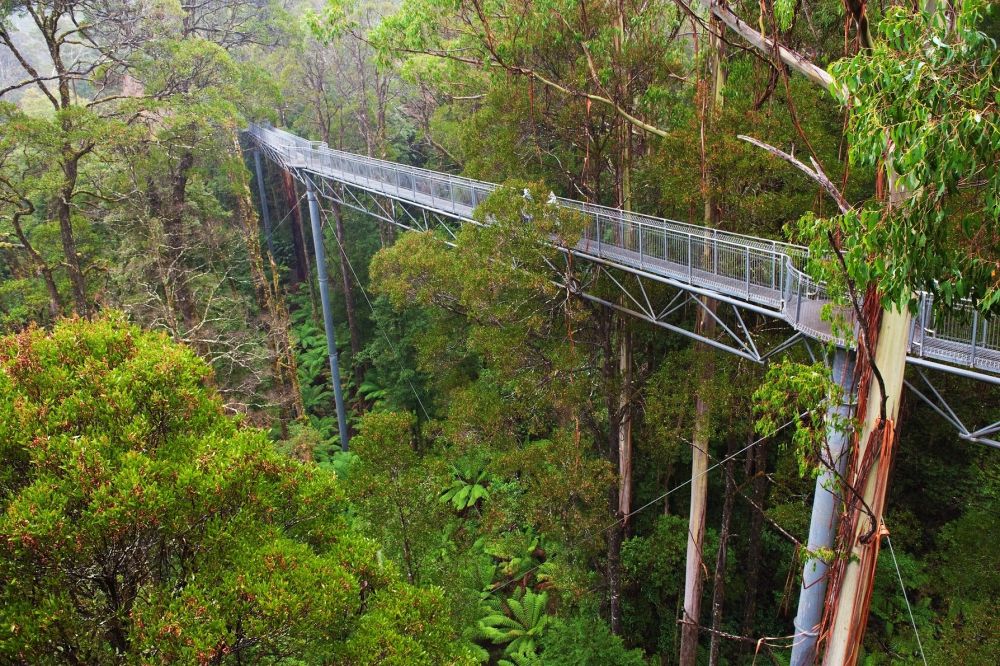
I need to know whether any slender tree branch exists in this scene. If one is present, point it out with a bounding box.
[737,135,850,213]
[736,134,889,418]
[697,0,842,94]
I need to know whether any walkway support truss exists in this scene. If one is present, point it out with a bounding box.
[248,123,999,383]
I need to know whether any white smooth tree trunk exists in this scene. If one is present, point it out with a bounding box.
[822,309,911,665]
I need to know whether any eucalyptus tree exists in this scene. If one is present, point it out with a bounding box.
[0,0,131,315]
[698,0,999,661]
[363,0,688,204]
[0,0,311,418]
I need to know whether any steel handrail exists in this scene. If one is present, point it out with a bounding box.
[248,123,999,376]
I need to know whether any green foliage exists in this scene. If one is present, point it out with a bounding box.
[478,588,550,660]
[293,317,339,438]
[441,460,491,512]
[0,316,472,663]
[538,614,648,666]
[348,411,452,585]
[488,432,614,563]
[337,583,478,665]
[863,542,933,663]
[774,0,797,32]
[0,102,129,323]
[621,514,707,655]
[4,0,995,663]
[920,508,1000,662]
[805,1,1000,314]
[754,359,844,477]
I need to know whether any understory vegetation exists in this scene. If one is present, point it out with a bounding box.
[1,1,998,664]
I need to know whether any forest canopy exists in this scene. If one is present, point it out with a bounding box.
[0,316,475,663]
[1,0,998,664]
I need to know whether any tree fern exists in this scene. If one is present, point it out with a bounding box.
[498,652,542,666]
[439,461,491,512]
[478,588,550,659]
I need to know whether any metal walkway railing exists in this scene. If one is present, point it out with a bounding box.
[248,123,999,380]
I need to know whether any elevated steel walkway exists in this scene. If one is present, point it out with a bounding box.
[248,123,999,384]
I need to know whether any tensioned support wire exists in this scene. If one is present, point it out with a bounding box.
[252,142,937,662]
[316,186,433,423]
[486,416,804,599]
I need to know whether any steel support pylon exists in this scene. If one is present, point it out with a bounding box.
[791,348,857,665]
[252,148,276,258]
[305,179,350,451]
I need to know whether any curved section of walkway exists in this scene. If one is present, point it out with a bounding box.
[248,123,999,379]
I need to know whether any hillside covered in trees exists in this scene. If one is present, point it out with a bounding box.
[1,1,998,664]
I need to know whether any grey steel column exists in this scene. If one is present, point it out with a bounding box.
[253,148,276,258]
[790,348,856,665]
[305,178,350,451]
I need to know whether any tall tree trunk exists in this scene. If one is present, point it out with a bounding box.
[161,150,199,333]
[618,322,633,530]
[821,305,910,665]
[613,2,634,545]
[680,16,726,664]
[283,169,316,315]
[708,433,738,665]
[601,312,625,635]
[680,336,715,665]
[58,148,89,316]
[231,136,305,424]
[614,0,632,212]
[740,436,770,642]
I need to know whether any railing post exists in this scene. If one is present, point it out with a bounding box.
[745,247,751,298]
[796,275,804,324]
[305,179,350,452]
[781,258,788,304]
[920,295,931,354]
[771,242,777,290]
[639,224,643,266]
[687,234,693,282]
[713,229,719,274]
[971,311,980,367]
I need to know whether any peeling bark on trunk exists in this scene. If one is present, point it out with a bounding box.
[821,307,910,665]
[231,136,305,425]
